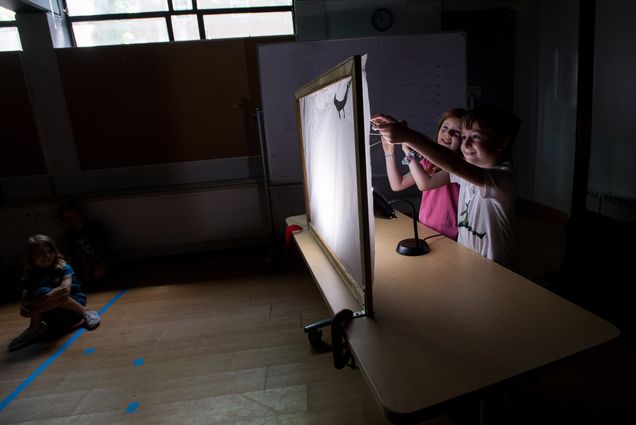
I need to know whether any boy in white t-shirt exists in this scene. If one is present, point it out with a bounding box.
[371,105,521,269]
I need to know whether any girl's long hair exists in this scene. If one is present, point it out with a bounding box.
[425,108,467,175]
[434,108,467,145]
[24,234,66,272]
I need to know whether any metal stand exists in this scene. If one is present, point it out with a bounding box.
[254,107,278,270]
[388,199,430,256]
[303,309,365,369]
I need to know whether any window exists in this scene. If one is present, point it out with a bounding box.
[64,0,293,47]
[73,18,170,47]
[203,11,293,39]
[0,6,21,52]
[197,0,293,8]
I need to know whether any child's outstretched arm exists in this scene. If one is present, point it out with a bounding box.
[371,114,485,187]
[20,276,72,317]
[382,138,415,191]
[401,144,450,191]
[372,114,450,190]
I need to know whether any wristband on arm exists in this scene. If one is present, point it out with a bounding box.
[401,150,420,165]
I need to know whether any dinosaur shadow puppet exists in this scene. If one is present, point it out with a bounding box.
[334,80,352,119]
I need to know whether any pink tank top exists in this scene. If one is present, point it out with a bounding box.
[418,159,460,240]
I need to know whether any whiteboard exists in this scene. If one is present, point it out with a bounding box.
[258,33,466,183]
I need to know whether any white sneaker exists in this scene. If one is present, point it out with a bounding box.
[84,311,100,330]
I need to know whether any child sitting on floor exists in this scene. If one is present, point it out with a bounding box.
[8,234,100,352]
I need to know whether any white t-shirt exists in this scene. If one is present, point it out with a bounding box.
[450,162,517,269]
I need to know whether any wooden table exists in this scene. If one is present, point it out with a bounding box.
[287,213,619,424]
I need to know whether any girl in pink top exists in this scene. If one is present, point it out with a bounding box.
[382,108,465,240]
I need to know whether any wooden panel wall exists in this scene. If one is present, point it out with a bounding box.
[55,36,292,170]
[1,36,292,178]
[0,52,46,178]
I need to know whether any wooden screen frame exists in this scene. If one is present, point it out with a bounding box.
[294,55,373,315]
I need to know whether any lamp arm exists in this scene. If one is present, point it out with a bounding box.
[388,199,420,247]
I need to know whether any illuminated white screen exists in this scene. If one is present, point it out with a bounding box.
[298,58,373,303]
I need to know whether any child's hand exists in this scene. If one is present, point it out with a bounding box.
[370,114,399,127]
[53,286,71,298]
[370,114,409,144]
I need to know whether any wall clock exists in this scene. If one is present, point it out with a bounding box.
[371,8,393,32]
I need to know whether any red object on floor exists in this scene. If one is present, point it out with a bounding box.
[285,224,303,250]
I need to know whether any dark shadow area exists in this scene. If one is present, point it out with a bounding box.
[0,265,23,305]
[517,337,636,425]
[3,317,84,364]
[547,210,636,336]
[90,245,275,295]
[515,209,636,425]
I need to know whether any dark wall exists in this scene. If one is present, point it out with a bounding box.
[1,35,293,178]
[442,9,516,110]
[0,53,46,177]
[56,36,292,170]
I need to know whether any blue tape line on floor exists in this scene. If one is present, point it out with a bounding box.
[83,347,96,355]
[0,289,128,413]
[126,401,140,414]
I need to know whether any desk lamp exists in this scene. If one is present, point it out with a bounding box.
[388,199,430,256]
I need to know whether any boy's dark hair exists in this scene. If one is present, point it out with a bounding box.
[461,105,521,142]
[57,199,84,221]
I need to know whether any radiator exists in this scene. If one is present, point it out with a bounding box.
[86,184,269,258]
[586,191,636,223]
[0,183,269,269]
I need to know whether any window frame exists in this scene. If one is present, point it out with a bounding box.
[62,0,294,47]
[0,7,21,52]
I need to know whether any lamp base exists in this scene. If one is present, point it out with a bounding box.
[396,238,430,256]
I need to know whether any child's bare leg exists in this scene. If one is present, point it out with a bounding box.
[58,296,87,316]
[23,290,100,330]
[29,314,43,329]
[22,287,71,316]
[59,296,101,330]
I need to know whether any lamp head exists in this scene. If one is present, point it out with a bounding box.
[372,187,396,219]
